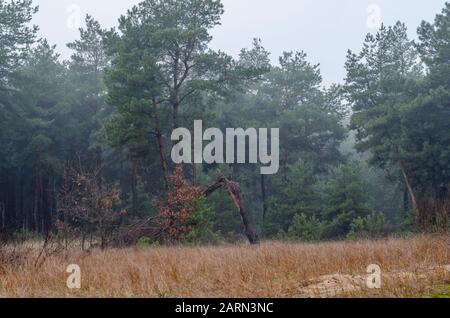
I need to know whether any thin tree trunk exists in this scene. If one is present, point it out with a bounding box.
[33,172,39,233]
[96,147,103,189]
[192,163,197,186]
[1,200,4,229]
[152,97,170,188]
[261,174,268,223]
[20,174,25,230]
[0,187,5,229]
[403,188,409,215]
[172,50,180,130]
[173,102,179,130]
[400,161,418,213]
[131,159,139,217]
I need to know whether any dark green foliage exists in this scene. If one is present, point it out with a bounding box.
[347,212,392,240]
[402,4,450,199]
[286,214,325,242]
[322,163,372,238]
[0,0,37,85]
[186,198,220,244]
[265,160,320,236]
[0,0,38,171]
[345,22,423,169]
[1,0,449,243]
[345,5,450,229]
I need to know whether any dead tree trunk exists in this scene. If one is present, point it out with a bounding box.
[204,177,260,244]
[400,161,418,214]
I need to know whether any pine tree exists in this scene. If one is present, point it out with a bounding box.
[345,22,424,212]
[322,163,372,238]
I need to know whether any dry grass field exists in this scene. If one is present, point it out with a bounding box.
[0,235,449,298]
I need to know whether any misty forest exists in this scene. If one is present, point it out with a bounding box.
[1,0,450,248]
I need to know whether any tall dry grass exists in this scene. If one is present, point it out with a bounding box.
[0,235,449,298]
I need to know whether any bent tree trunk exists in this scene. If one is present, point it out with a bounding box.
[399,161,418,214]
[204,177,260,244]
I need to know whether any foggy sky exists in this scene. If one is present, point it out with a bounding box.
[32,0,447,86]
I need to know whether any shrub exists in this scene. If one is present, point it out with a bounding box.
[137,236,152,247]
[347,212,392,239]
[185,198,220,245]
[58,167,127,250]
[286,213,325,242]
[322,163,372,238]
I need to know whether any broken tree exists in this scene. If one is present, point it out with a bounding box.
[204,177,260,244]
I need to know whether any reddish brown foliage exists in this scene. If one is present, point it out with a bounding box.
[155,165,202,242]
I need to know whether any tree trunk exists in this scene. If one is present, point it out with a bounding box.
[0,200,4,229]
[33,172,40,232]
[131,159,139,217]
[173,102,179,130]
[403,188,409,215]
[261,174,268,223]
[192,163,197,186]
[96,146,103,189]
[172,50,180,130]
[400,161,418,213]
[152,98,170,188]
[20,174,25,231]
